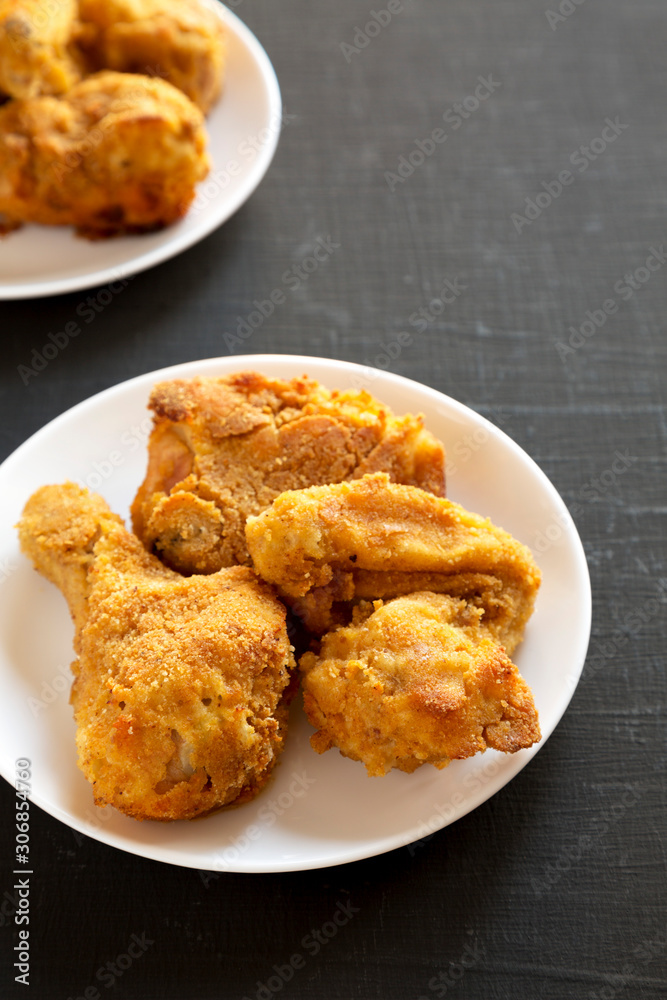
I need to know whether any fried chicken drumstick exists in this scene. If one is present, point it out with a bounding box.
[18,483,294,820]
[0,70,208,237]
[300,593,540,776]
[131,373,446,574]
[245,473,541,653]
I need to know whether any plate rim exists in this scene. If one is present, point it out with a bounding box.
[0,2,282,300]
[0,355,592,872]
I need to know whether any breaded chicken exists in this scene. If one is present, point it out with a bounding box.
[300,593,540,776]
[245,473,541,653]
[77,0,226,114]
[0,0,80,99]
[18,483,295,821]
[0,70,208,237]
[131,373,446,574]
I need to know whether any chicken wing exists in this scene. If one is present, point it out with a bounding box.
[76,0,226,114]
[300,592,540,776]
[131,373,446,574]
[18,483,295,821]
[0,70,208,237]
[0,0,80,99]
[245,473,541,653]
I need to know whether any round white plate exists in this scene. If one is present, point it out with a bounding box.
[0,355,591,872]
[0,3,282,300]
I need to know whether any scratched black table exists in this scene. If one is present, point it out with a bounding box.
[1,1,666,997]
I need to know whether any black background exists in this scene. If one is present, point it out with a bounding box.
[1,1,666,997]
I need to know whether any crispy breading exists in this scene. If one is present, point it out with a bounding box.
[300,592,540,776]
[18,483,295,821]
[0,0,80,99]
[245,473,541,653]
[76,0,226,114]
[0,70,208,237]
[131,373,446,574]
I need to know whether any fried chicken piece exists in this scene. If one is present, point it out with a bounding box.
[0,0,80,99]
[18,483,295,821]
[131,373,446,574]
[0,70,208,237]
[300,593,540,776]
[245,473,541,653]
[76,0,226,114]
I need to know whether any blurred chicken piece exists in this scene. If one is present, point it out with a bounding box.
[0,0,80,99]
[300,592,540,776]
[131,373,446,574]
[77,0,226,114]
[18,483,294,821]
[246,473,541,653]
[0,70,208,237]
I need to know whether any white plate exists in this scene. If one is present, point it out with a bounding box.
[0,356,591,872]
[0,3,281,300]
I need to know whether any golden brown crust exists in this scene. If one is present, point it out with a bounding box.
[0,0,81,99]
[300,592,541,776]
[245,473,541,653]
[0,70,208,236]
[18,483,295,821]
[76,0,227,114]
[131,373,447,573]
[17,480,120,637]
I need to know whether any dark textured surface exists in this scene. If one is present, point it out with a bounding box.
[1,1,666,997]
